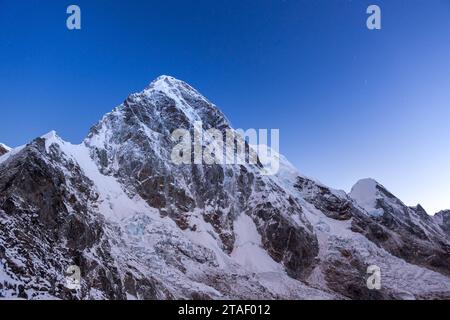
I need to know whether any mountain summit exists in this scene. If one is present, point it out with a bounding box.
[1,76,449,300]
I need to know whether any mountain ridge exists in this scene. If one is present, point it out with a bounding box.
[1,75,449,300]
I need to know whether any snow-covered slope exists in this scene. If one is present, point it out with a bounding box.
[1,76,449,300]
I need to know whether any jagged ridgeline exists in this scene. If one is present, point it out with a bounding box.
[0,76,449,300]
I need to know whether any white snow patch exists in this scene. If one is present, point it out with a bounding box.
[231,213,284,274]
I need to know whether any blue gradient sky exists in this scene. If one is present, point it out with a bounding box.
[1,0,449,214]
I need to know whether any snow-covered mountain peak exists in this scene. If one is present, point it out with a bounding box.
[145,74,204,102]
[40,130,58,140]
[142,75,230,128]
[85,76,231,152]
[2,77,450,300]
[150,74,179,84]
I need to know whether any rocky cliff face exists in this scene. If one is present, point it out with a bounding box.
[1,76,449,300]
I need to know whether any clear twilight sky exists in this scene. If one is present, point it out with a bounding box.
[1,0,449,214]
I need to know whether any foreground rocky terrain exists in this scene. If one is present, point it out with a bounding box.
[1,76,449,300]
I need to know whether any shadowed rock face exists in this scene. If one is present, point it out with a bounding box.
[294,176,355,221]
[1,76,450,300]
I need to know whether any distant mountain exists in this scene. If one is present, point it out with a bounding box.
[350,179,450,278]
[0,76,449,300]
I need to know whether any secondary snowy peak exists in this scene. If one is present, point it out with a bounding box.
[0,143,11,156]
[350,178,432,221]
[350,178,385,217]
[350,178,434,224]
[0,142,11,150]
